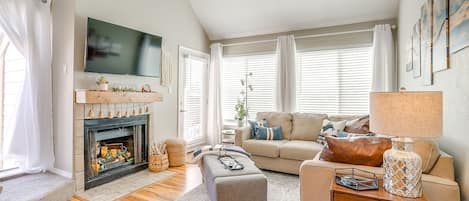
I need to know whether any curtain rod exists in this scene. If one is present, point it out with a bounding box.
[221,24,396,47]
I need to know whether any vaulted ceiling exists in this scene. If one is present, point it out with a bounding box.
[189,0,400,40]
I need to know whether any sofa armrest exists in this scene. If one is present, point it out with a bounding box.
[429,151,455,180]
[234,126,251,146]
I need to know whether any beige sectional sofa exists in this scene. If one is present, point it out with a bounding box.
[234,111,461,201]
[234,112,364,175]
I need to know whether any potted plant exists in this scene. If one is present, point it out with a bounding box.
[234,98,247,127]
[96,75,109,91]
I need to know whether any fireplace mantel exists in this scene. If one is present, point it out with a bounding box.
[75,90,163,104]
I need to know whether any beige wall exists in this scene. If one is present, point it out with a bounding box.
[74,0,210,146]
[398,1,469,200]
[51,0,75,176]
[214,19,396,56]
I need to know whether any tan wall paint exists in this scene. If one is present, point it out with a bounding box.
[74,0,210,146]
[51,0,75,176]
[398,1,469,200]
[214,19,396,56]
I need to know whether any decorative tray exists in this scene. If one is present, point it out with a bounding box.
[334,168,378,191]
[218,155,244,170]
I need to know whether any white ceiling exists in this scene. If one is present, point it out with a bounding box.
[189,0,399,40]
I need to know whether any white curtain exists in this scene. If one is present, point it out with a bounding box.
[371,24,396,92]
[275,35,297,112]
[0,0,54,173]
[206,43,223,145]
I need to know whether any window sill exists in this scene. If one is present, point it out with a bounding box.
[0,168,24,181]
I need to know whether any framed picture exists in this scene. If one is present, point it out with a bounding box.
[449,0,469,54]
[421,0,433,86]
[412,20,422,78]
[433,0,450,72]
[406,37,413,72]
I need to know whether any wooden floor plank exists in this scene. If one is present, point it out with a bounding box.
[68,164,202,201]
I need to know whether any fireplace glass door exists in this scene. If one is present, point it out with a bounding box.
[84,115,148,189]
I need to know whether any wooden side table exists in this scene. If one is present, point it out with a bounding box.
[330,179,427,201]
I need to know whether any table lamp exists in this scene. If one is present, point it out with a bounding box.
[369,91,442,198]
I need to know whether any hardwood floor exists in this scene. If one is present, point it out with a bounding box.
[68,164,202,201]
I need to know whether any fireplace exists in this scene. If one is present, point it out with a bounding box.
[84,115,149,189]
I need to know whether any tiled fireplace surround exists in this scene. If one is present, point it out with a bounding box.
[73,102,154,192]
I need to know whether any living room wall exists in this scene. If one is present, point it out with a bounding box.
[398,1,469,200]
[74,0,210,145]
[51,0,75,177]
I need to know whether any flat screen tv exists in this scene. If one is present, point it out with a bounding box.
[85,18,162,77]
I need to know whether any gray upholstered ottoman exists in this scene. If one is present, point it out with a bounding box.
[201,154,267,201]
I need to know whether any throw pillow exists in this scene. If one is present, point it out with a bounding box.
[290,113,327,141]
[413,139,441,174]
[248,118,268,139]
[344,116,370,134]
[255,126,283,140]
[316,119,347,145]
[320,136,392,167]
[336,130,375,138]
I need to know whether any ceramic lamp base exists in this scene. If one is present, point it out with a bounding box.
[383,137,423,198]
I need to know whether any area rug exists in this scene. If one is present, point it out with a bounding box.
[175,170,299,201]
[77,169,176,201]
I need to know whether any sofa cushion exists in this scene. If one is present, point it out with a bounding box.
[280,140,323,161]
[242,139,288,158]
[344,116,370,134]
[414,139,441,174]
[248,118,268,139]
[316,119,347,145]
[328,114,368,122]
[320,136,392,167]
[291,113,327,141]
[255,126,283,140]
[257,112,293,140]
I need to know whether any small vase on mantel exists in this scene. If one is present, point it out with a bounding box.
[98,83,109,91]
[96,75,109,91]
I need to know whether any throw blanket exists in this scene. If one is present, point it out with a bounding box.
[188,145,251,164]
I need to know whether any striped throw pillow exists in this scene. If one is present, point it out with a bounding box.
[255,126,282,140]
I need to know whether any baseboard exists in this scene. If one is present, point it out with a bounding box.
[49,168,73,179]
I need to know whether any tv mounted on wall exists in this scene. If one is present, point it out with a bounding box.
[85,18,162,77]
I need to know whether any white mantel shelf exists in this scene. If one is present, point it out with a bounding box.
[75,90,163,104]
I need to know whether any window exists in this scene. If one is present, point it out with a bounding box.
[178,47,209,147]
[296,46,372,114]
[1,37,26,170]
[222,54,275,120]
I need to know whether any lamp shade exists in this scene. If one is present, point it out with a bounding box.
[369,91,442,138]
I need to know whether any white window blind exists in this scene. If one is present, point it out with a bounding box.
[182,56,207,143]
[222,54,275,120]
[296,46,372,114]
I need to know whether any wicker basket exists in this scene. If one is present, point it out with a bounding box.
[149,153,169,172]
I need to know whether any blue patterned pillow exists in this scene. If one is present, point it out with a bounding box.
[248,118,268,139]
[255,126,282,140]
